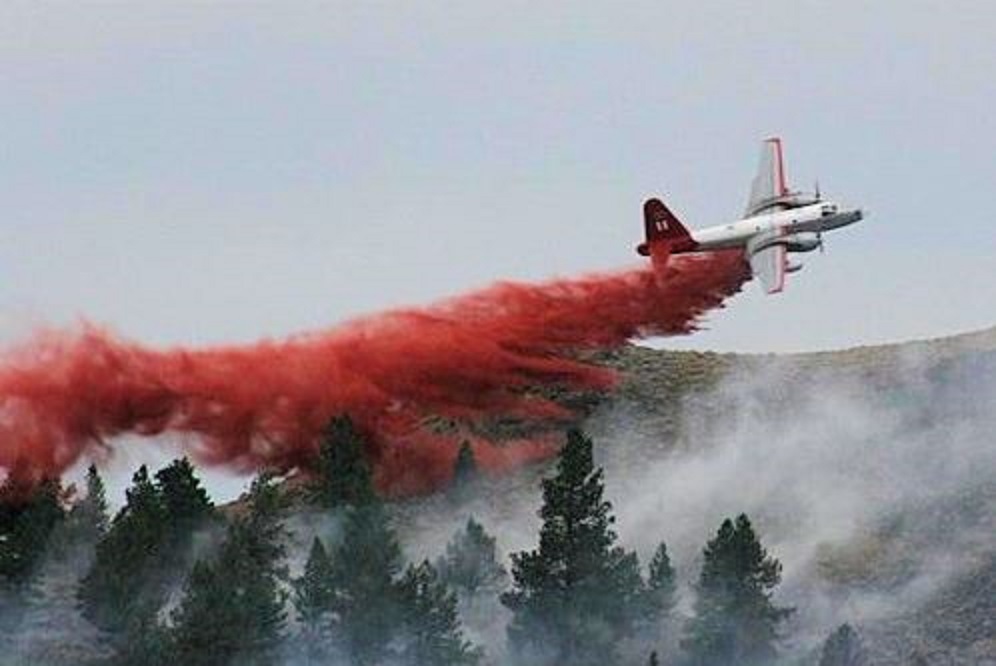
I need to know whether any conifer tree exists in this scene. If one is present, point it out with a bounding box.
[304,417,421,665]
[646,541,678,623]
[309,415,377,508]
[107,605,172,666]
[501,428,647,665]
[293,537,334,637]
[79,465,167,635]
[0,476,67,657]
[397,559,481,666]
[169,474,288,666]
[60,464,109,555]
[327,500,403,665]
[0,476,65,589]
[819,623,867,666]
[451,440,479,490]
[9,470,109,664]
[167,559,229,664]
[78,465,108,529]
[155,457,214,549]
[436,517,506,598]
[682,514,793,666]
[79,459,215,641]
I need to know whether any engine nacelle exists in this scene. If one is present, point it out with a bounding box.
[782,232,821,253]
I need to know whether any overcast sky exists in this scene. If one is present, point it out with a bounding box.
[2,2,994,501]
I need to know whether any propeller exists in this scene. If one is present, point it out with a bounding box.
[815,180,825,253]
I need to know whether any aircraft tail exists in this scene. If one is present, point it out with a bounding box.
[636,198,694,257]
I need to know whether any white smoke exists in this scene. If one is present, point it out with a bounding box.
[600,348,996,655]
[5,344,993,665]
[397,346,996,662]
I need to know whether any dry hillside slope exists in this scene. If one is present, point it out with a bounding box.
[395,325,996,665]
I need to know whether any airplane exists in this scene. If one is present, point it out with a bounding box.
[637,137,864,294]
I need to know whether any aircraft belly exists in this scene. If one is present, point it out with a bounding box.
[693,227,755,251]
[696,239,742,251]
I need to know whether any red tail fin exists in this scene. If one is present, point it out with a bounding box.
[636,198,695,256]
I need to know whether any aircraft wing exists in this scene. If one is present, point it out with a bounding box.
[747,240,788,295]
[745,137,789,218]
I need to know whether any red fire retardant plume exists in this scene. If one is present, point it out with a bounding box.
[0,252,747,495]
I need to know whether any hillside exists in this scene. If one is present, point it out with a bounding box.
[602,328,996,665]
[393,326,996,665]
[17,325,988,665]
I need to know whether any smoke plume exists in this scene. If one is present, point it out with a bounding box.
[396,345,996,663]
[0,252,747,495]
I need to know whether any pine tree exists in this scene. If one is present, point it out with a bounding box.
[397,559,481,666]
[0,476,65,589]
[79,465,168,635]
[155,457,214,549]
[107,605,173,666]
[79,458,216,640]
[327,500,403,665]
[309,415,377,508]
[501,428,647,665]
[682,514,793,666]
[62,464,109,552]
[166,559,230,664]
[436,517,506,598]
[0,481,100,664]
[646,541,677,623]
[169,474,288,666]
[451,440,479,491]
[302,419,414,664]
[819,623,867,666]
[293,537,334,639]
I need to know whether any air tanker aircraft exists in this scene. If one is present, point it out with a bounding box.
[637,138,864,294]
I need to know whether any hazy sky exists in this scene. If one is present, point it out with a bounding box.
[2,3,994,501]
[3,1,994,353]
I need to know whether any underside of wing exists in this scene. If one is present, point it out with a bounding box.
[745,137,789,218]
[748,243,788,294]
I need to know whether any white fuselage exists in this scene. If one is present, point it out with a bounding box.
[690,201,863,251]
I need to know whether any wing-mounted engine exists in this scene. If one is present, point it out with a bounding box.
[744,226,818,293]
[782,232,822,253]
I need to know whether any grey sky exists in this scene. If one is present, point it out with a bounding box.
[2,2,994,501]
